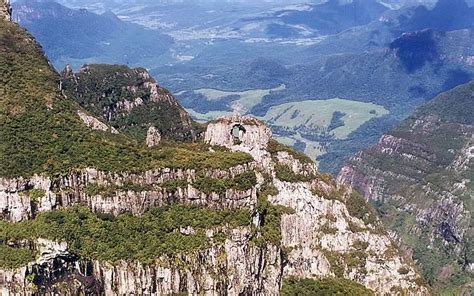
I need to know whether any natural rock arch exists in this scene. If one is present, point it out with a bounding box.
[230,124,246,142]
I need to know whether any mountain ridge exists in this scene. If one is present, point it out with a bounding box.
[61,63,203,143]
[338,81,474,293]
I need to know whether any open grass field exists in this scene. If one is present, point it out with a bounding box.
[264,98,389,164]
[275,135,325,164]
[261,98,389,139]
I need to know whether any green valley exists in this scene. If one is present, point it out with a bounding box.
[262,99,389,162]
[185,84,286,122]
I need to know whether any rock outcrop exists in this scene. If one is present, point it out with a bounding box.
[146,126,161,147]
[77,110,118,134]
[205,115,272,162]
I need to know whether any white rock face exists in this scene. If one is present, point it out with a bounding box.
[0,164,258,222]
[77,110,118,134]
[146,126,162,147]
[270,171,426,294]
[338,113,474,289]
[1,0,11,20]
[450,143,474,172]
[1,231,281,296]
[205,115,272,162]
[0,175,57,221]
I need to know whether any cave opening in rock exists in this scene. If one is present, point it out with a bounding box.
[231,124,246,144]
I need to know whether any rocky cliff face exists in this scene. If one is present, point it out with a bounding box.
[205,115,273,162]
[0,162,258,223]
[0,117,429,295]
[61,64,202,143]
[338,82,474,293]
[1,236,281,295]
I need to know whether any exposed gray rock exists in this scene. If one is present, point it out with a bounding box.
[1,234,281,295]
[146,126,162,147]
[77,110,118,134]
[205,115,272,162]
[338,109,474,291]
[0,164,258,222]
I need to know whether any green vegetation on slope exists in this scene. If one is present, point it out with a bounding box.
[193,171,257,194]
[415,81,474,125]
[0,20,251,178]
[0,245,36,270]
[281,277,374,296]
[83,171,257,196]
[267,139,313,164]
[252,178,295,247]
[345,192,378,226]
[0,205,252,268]
[344,81,474,292]
[374,201,472,293]
[274,163,315,183]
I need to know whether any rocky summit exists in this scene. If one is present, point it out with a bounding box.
[0,4,431,294]
[61,64,202,143]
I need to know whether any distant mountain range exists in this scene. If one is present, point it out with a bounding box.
[397,0,474,32]
[240,0,389,38]
[12,0,173,68]
[48,0,474,11]
[160,24,474,173]
[154,0,474,174]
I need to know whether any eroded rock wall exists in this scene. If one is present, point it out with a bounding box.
[205,116,272,162]
[0,163,258,222]
[1,234,282,295]
[338,110,473,291]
